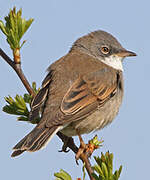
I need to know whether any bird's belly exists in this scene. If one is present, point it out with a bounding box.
[60,90,123,137]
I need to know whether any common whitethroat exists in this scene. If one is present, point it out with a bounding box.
[11,30,136,157]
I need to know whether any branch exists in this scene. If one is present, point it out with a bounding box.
[57,132,94,180]
[0,48,35,97]
[0,48,95,180]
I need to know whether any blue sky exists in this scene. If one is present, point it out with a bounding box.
[0,0,149,180]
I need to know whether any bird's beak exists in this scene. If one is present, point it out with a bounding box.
[116,49,137,58]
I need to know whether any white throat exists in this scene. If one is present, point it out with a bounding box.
[101,55,123,71]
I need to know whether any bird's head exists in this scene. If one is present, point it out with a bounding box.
[71,30,137,71]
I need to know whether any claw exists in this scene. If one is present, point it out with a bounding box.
[59,145,70,153]
[75,140,87,161]
[58,136,71,153]
[75,132,100,163]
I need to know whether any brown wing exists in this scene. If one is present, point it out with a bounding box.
[29,71,53,121]
[61,68,118,117]
[61,78,97,115]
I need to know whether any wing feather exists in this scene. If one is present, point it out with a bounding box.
[61,68,118,116]
[29,71,53,121]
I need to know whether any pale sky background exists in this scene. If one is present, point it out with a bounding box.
[0,0,149,180]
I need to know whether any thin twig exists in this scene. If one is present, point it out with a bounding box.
[0,47,94,180]
[57,132,94,180]
[0,48,35,97]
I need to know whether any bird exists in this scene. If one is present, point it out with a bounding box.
[11,30,136,157]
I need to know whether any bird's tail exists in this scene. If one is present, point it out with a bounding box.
[11,125,62,157]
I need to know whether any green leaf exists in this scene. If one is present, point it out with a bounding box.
[0,7,34,51]
[94,156,102,167]
[5,16,11,31]
[17,116,28,121]
[0,20,7,35]
[9,9,15,31]
[82,162,86,180]
[93,152,122,180]
[24,18,34,34]
[20,40,26,48]
[21,18,26,37]
[3,82,41,124]
[32,82,40,93]
[23,93,32,104]
[101,162,108,178]
[3,95,29,117]
[92,165,104,177]
[118,165,122,176]
[3,105,18,115]
[91,173,101,180]
[54,169,72,180]
[6,37,15,50]
[17,15,23,40]
[113,165,122,180]
[15,95,26,109]
[89,135,103,147]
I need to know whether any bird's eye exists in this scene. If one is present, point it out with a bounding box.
[100,46,110,55]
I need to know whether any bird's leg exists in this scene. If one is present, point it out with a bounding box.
[57,132,78,153]
[75,133,88,161]
[58,135,70,153]
[76,132,101,163]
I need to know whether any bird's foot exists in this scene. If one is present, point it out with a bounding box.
[75,134,103,164]
[75,138,88,162]
[59,136,71,153]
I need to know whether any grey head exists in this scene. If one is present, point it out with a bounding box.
[71,30,136,71]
